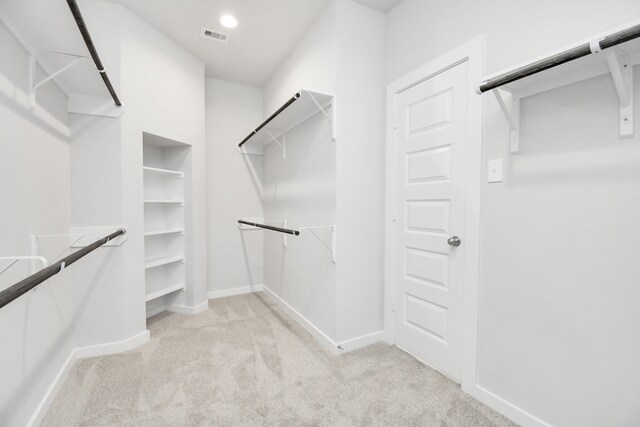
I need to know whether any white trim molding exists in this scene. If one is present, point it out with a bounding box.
[27,329,150,427]
[337,330,385,353]
[26,351,77,427]
[207,284,265,300]
[75,330,150,359]
[261,285,342,355]
[146,302,167,318]
[464,384,553,427]
[208,285,385,355]
[168,300,209,316]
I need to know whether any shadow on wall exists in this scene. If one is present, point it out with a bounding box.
[241,150,264,199]
[505,72,640,186]
[239,231,260,288]
[0,74,69,140]
[261,107,336,335]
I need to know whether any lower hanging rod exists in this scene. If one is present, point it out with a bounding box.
[0,228,126,310]
[237,220,300,236]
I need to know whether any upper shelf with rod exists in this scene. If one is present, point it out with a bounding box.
[238,89,335,157]
[477,20,640,152]
[65,0,122,113]
[0,0,123,118]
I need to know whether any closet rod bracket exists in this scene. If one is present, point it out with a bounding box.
[306,91,336,141]
[265,130,286,159]
[28,50,87,110]
[299,225,336,263]
[604,49,634,137]
[492,89,520,153]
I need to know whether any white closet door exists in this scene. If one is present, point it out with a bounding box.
[393,61,468,381]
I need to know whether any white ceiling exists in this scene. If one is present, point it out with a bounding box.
[353,0,403,13]
[0,0,400,92]
[104,0,331,87]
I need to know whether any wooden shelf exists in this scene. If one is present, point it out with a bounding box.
[143,166,184,178]
[144,255,184,269]
[144,228,184,237]
[238,89,334,154]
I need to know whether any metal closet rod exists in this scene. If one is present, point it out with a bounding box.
[238,92,301,147]
[237,220,300,236]
[477,23,640,94]
[66,0,122,107]
[0,228,126,310]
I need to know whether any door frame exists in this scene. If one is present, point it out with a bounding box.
[384,35,484,388]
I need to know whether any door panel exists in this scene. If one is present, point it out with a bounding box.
[394,62,468,381]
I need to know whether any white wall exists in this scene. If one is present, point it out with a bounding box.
[387,1,640,425]
[258,0,387,347]
[70,0,127,348]
[0,1,206,424]
[335,0,386,342]
[0,20,73,427]
[70,0,207,349]
[119,3,207,317]
[263,1,337,113]
[205,78,264,294]
[262,108,337,338]
[260,1,339,341]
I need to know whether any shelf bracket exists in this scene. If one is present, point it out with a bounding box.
[265,130,286,159]
[299,225,336,263]
[492,89,520,153]
[604,49,634,138]
[0,256,49,277]
[306,91,336,141]
[28,50,88,110]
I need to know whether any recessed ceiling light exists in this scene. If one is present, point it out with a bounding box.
[220,14,237,29]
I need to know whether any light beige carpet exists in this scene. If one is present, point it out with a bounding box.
[42,293,517,426]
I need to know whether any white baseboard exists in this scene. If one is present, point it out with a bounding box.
[26,349,77,427]
[168,300,209,315]
[27,329,150,427]
[463,384,552,427]
[338,330,385,352]
[261,285,342,355]
[146,303,166,318]
[75,330,150,359]
[207,284,264,300]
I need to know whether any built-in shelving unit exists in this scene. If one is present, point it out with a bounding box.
[477,20,640,152]
[238,89,335,156]
[143,133,189,318]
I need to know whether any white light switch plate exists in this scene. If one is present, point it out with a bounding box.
[488,159,503,183]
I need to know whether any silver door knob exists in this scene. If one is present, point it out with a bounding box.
[447,236,461,247]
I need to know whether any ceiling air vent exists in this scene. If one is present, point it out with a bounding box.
[200,28,229,43]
